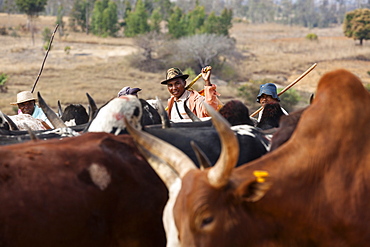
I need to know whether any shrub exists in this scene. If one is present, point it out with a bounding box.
[0,26,8,35]
[64,46,71,55]
[183,67,197,80]
[366,84,370,92]
[278,88,301,112]
[10,30,20,38]
[306,33,318,41]
[42,27,53,51]
[42,27,51,43]
[214,62,238,82]
[0,73,8,93]
[0,73,8,85]
[43,42,50,51]
[237,79,272,105]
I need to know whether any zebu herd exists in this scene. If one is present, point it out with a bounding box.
[0,69,368,247]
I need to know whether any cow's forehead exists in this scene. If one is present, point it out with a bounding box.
[179,170,238,203]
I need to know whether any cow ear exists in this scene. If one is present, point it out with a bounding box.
[238,170,272,202]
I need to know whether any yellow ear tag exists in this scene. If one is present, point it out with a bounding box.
[253,170,269,183]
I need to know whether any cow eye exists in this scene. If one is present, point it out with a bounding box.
[201,216,214,227]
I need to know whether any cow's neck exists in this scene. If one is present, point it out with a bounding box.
[235,140,368,245]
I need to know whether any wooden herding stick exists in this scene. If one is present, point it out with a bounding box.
[31,24,59,93]
[250,63,317,118]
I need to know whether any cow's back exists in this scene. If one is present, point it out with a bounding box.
[0,132,167,247]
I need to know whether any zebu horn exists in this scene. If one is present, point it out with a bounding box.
[37,92,68,129]
[57,100,63,117]
[155,96,170,129]
[24,123,39,141]
[2,113,19,130]
[205,103,239,188]
[190,141,211,170]
[124,115,196,180]
[86,93,98,121]
[184,98,201,122]
[135,145,178,188]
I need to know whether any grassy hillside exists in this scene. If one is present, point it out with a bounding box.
[0,14,369,115]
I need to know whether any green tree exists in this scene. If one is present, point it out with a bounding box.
[150,7,162,33]
[69,0,95,33]
[124,0,150,37]
[186,4,205,35]
[91,0,105,35]
[101,1,118,36]
[167,6,187,38]
[15,0,48,44]
[200,8,233,36]
[144,0,154,14]
[344,8,370,45]
[152,0,172,20]
[123,0,131,18]
[218,8,233,36]
[201,12,219,34]
[15,0,47,17]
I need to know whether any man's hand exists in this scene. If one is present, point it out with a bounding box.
[201,66,212,86]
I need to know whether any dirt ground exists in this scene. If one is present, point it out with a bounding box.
[0,14,369,115]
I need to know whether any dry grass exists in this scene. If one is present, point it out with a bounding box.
[0,14,369,115]
[231,22,370,92]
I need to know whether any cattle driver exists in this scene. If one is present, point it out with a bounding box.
[161,66,221,122]
[256,82,288,122]
[11,91,53,129]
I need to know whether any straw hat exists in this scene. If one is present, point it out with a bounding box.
[11,91,37,105]
[160,67,189,85]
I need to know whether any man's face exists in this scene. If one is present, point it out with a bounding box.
[259,94,279,106]
[18,100,35,115]
[167,78,186,99]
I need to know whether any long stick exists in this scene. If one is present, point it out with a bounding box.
[31,24,59,93]
[250,63,317,118]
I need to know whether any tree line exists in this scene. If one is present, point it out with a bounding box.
[67,0,233,38]
[4,0,370,29]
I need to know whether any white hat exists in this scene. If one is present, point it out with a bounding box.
[11,91,37,105]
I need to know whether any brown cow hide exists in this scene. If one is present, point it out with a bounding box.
[0,132,167,247]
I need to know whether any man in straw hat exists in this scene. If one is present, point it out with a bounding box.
[161,66,220,121]
[11,91,53,129]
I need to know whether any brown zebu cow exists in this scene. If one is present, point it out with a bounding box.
[126,69,370,246]
[0,132,167,247]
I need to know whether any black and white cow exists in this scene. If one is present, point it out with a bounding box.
[88,96,269,168]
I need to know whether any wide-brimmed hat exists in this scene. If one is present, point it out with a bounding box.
[117,87,142,97]
[256,83,280,103]
[160,67,189,85]
[11,91,37,105]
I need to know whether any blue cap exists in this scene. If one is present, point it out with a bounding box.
[256,83,280,103]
